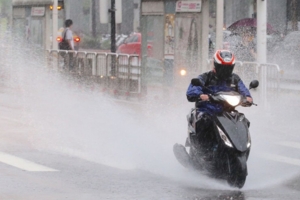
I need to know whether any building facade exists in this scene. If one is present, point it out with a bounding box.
[11,0,138,50]
[64,0,135,36]
[12,0,58,49]
[140,0,208,89]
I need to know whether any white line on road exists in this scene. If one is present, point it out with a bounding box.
[0,116,24,124]
[262,153,300,167]
[0,152,58,172]
[278,141,300,150]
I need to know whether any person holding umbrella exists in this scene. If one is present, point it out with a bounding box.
[235,29,257,62]
[227,18,275,62]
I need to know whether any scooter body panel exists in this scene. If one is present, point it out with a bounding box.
[214,111,250,152]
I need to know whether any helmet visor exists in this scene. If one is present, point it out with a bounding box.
[215,64,234,80]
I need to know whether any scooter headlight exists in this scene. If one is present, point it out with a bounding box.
[247,131,251,148]
[220,95,241,107]
[217,126,233,148]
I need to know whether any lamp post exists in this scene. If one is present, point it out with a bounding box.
[52,0,58,50]
[110,0,116,53]
[201,0,209,72]
[92,0,96,38]
[257,0,267,107]
[216,0,224,50]
[257,0,267,64]
[110,0,116,76]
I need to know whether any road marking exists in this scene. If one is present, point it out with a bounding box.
[262,153,300,167]
[0,116,24,124]
[0,152,58,172]
[278,141,300,150]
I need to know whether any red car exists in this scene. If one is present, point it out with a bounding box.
[117,33,152,56]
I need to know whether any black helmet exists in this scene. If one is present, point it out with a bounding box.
[213,50,235,80]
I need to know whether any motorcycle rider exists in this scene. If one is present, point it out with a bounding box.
[186,50,253,151]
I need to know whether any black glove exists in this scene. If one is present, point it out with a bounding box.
[241,98,252,107]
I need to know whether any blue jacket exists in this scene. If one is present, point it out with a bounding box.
[186,71,252,115]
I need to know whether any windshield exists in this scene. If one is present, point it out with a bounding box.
[215,91,241,96]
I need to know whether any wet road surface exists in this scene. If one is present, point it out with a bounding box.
[0,72,300,200]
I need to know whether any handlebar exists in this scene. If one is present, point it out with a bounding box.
[241,98,257,107]
[198,94,258,107]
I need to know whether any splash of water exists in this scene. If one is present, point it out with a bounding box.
[0,32,299,191]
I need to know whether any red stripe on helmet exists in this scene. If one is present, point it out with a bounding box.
[214,50,235,65]
[216,51,224,63]
[214,50,222,64]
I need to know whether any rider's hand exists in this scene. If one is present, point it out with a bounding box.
[200,94,209,101]
[246,97,253,103]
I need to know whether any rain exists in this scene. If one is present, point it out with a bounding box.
[0,0,300,199]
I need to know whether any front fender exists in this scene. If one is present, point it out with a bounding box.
[227,154,248,176]
[236,154,247,175]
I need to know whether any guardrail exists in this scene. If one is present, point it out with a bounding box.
[46,50,141,97]
[46,50,283,102]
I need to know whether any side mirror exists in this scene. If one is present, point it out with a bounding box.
[249,80,259,89]
[191,78,202,86]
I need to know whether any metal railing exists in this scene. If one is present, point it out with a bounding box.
[46,50,141,96]
[46,50,284,102]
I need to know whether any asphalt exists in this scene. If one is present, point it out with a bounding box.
[2,32,300,199]
[1,76,300,200]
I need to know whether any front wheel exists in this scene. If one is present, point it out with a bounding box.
[227,170,246,188]
[226,155,247,188]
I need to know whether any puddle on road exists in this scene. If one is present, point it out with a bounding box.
[1,36,300,192]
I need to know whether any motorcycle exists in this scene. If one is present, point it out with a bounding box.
[173,78,259,188]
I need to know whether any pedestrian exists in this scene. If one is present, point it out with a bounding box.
[62,19,74,51]
[235,30,256,62]
[232,29,257,83]
[59,19,75,70]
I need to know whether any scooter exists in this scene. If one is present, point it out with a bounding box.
[173,78,259,188]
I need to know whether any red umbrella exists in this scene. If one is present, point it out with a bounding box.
[228,18,275,35]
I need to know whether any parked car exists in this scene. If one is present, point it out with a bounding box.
[117,33,141,55]
[271,31,300,70]
[116,34,128,47]
[99,34,128,50]
[117,33,152,56]
[266,34,282,53]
